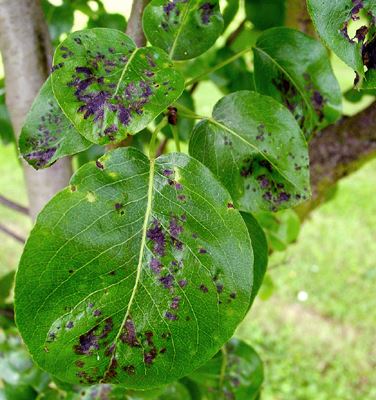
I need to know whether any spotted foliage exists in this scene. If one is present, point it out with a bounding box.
[143,0,224,60]
[19,77,91,169]
[51,28,184,145]
[189,91,311,213]
[15,147,253,389]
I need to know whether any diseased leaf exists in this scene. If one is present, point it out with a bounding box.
[143,0,224,61]
[51,28,184,145]
[245,0,285,31]
[19,77,91,169]
[189,91,311,212]
[363,68,376,89]
[15,147,253,389]
[307,0,376,78]
[253,27,342,138]
[188,338,264,400]
[241,213,268,307]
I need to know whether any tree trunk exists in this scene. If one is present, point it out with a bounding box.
[0,0,72,220]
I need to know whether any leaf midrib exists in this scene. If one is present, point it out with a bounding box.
[169,0,193,59]
[102,158,156,379]
[253,46,315,126]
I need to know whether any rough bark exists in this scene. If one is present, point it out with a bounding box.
[126,0,150,47]
[298,101,376,219]
[0,0,72,220]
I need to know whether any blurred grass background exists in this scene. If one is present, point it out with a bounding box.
[0,1,375,399]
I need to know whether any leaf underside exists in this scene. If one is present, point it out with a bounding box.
[51,28,185,145]
[19,77,91,169]
[189,91,311,213]
[143,0,224,61]
[15,147,253,389]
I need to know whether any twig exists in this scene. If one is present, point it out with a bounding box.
[226,18,246,47]
[126,0,150,47]
[0,223,25,244]
[0,194,29,215]
[156,137,169,157]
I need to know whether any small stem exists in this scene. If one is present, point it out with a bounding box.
[185,47,252,87]
[156,137,169,157]
[174,103,206,120]
[171,125,181,152]
[149,118,168,159]
[219,345,228,389]
[226,19,246,47]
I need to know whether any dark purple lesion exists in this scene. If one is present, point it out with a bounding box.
[340,0,367,44]
[200,2,216,25]
[147,219,166,256]
[120,317,141,347]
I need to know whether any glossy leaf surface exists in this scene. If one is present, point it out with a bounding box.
[307,0,376,76]
[143,0,224,60]
[19,77,91,169]
[189,91,311,212]
[51,29,184,145]
[188,338,264,399]
[253,27,342,137]
[15,147,253,389]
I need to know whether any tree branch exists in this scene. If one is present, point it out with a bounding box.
[0,0,72,220]
[297,101,376,219]
[0,224,25,244]
[0,195,29,215]
[126,0,150,47]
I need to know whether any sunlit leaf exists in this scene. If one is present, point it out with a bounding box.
[15,147,253,389]
[51,29,184,145]
[189,91,311,212]
[143,0,224,60]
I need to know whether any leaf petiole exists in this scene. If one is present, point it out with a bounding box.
[149,117,168,160]
[185,46,253,87]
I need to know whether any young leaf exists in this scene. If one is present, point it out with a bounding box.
[307,0,376,77]
[188,338,264,399]
[240,213,268,307]
[142,0,224,61]
[189,91,311,213]
[19,77,91,170]
[253,27,342,138]
[15,147,253,389]
[51,29,184,145]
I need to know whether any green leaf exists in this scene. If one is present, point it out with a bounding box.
[253,27,342,138]
[87,13,127,32]
[188,339,264,399]
[255,209,300,252]
[245,0,285,31]
[240,213,268,307]
[142,0,224,61]
[307,0,376,76]
[0,271,15,305]
[51,28,184,145]
[189,91,311,212]
[363,69,376,89]
[15,147,253,389]
[19,77,91,170]
[223,0,239,29]
[0,81,14,145]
